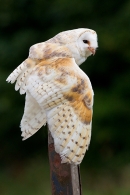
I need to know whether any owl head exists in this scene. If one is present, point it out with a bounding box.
[29,28,98,65]
[47,28,98,65]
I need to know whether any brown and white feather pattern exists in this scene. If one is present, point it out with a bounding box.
[6,28,98,164]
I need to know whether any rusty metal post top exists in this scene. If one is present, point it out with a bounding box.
[48,129,82,195]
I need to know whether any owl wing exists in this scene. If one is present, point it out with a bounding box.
[7,44,93,164]
[20,91,47,140]
[6,58,47,139]
[28,57,93,164]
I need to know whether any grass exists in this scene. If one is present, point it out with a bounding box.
[0,156,130,195]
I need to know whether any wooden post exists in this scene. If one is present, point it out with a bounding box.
[48,130,82,195]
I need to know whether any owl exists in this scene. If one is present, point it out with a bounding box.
[6,28,98,164]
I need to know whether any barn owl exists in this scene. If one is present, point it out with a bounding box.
[6,28,98,164]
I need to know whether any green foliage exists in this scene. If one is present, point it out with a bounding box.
[1,157,130,195]
[0,0,130,193]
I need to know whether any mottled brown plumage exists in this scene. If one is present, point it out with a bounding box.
[6,28,98,164]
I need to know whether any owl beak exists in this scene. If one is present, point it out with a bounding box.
[88,47,96,55]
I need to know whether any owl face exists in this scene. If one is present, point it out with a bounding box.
[77,30,98,58]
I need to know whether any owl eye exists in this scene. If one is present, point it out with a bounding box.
[83,40,89,44]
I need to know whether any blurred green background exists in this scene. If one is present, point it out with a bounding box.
[0,0,130,194]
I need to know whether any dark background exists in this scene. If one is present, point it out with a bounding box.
[0,0,130,194]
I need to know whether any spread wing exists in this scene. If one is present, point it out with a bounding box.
[6,43,94,164]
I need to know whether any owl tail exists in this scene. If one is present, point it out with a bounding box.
[6,58,36,94]
[47,102,91,165]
